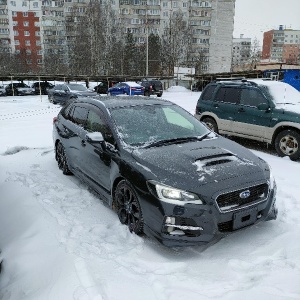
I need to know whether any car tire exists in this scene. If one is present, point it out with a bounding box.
[114,180,144,234]
[274,129,300,161]
[202,117,218,133]
[55,142,72,175]
[157,93,162,97]
[144,91,150,97]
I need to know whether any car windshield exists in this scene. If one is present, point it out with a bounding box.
[68,84,88,91]
[258,81,300,105]
[110,104,211,147]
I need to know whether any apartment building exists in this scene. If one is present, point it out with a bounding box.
[1,0,236,74]
[262,25,300,65]
[231,34,251,71]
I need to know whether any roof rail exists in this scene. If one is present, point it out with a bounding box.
[215,77,246,81]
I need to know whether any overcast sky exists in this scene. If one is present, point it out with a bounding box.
[233,0,300,46]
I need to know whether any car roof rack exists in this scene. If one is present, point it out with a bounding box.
[215,77,246,81]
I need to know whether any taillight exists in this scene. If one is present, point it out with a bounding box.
[150,85,152,90]
[53,117,58,124]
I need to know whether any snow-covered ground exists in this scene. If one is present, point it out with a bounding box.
[0,88,299,300]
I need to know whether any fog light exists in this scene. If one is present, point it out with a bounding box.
[165,217,175,225]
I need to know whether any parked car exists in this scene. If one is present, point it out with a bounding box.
[94,81,118,94]
[31,81,54,95]
[53,96,277,247]
[195,78,300,161]
[48,83,99,105]
[107,81,145,96]
[0,85,6,96]
[5,82,35,96]
[139,80,163,97]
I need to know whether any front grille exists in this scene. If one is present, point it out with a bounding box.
[216,183,268,212]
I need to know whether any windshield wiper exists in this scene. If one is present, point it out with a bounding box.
[144,135,210,149]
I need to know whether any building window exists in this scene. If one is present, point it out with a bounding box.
[24,31,30,36]
[23,21,29,26]
[183,2,187,8]
[12,21,18,26]
[36,40,41,45]
[22,1,27,6]
[33,1,38,8]
[35,31,40,36]
[173,1,177,7]
[23,12,28,17]
[37,50,43,55]
[34,12,39,17]
[15,40,20,45]
[25,40,30,45]
[26,59,32,64]
[10,1,16,6]
[34,21,40,27]
[37,59,43,64]
[26,49,31,55]
[13,30,19,36]
[15,49,20,54]
[12,11,17,16]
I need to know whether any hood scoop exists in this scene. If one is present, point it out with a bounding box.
[194,153,237,168]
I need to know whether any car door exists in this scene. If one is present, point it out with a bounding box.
[52,85,63,102]
[110,83,122,95]
[80,105,115,192]
[64,104,89,172]
[232,86,273,140]
[212,86,240,133]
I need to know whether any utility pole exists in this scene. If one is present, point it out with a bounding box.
[145,3,149,77]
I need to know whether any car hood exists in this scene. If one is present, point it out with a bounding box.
[276,103,300,114]
[131,136,268,189]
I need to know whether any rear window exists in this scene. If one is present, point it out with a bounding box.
[201,85,217,100]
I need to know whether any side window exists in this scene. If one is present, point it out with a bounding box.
[86,110,115,144]
[72,106,88,126]
[201,85,217,101]
[61,102,75,120]
[54,85,61,91]
[240,88,268,107]
[215,87,240,104]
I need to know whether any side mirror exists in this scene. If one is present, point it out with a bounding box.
[86,132,104,143]
[257,103,270,111]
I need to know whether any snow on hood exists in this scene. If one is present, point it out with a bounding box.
[131,137,265,189]
[252,79,300,105]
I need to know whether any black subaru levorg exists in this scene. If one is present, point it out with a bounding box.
[53,96,277,247]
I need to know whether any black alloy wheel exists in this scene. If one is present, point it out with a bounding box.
[274,129,300,161]
[114,180,144,234]
[55,142,72,175]
[202,117,218,133]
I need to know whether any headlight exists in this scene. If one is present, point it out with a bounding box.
[147,180,203,205]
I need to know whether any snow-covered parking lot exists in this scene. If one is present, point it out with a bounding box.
[0,89,300,300]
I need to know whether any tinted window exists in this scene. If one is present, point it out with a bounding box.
[72,105,88,126]
[54,85,62,91]
[61,102,75,120]
[240,88,268,107]
[86,110,114,144]
[201,85,217,100]
[215,87,240,103]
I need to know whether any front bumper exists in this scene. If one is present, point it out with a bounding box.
[138,183,277,247]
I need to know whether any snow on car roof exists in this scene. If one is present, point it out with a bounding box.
[124,81,143,87]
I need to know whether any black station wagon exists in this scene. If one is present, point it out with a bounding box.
[195,79,300,161]
[53,96,277,247]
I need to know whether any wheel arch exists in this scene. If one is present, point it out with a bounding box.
[272,125,300,145]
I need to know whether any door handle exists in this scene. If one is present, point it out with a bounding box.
[213,104,219,108]
[81,140,86,147]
